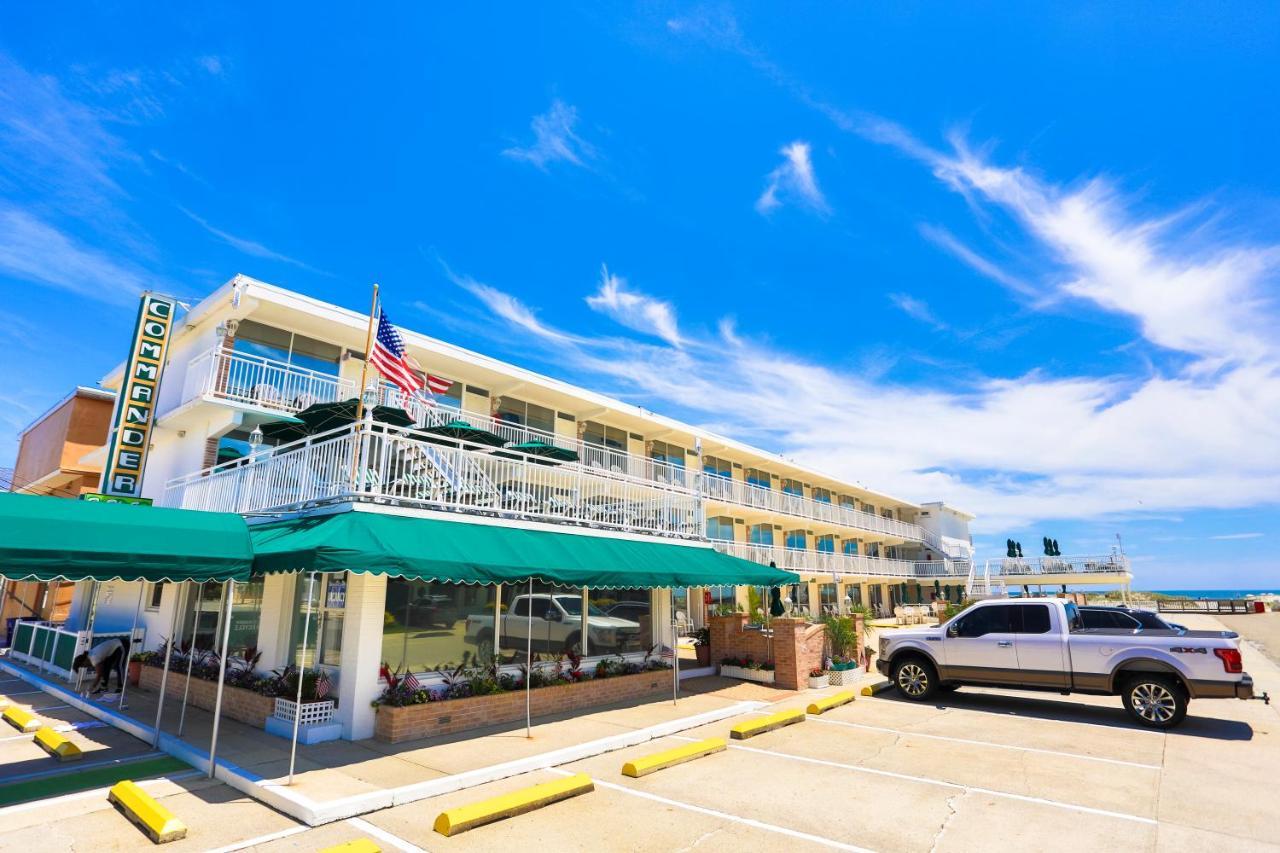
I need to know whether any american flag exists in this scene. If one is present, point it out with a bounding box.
[369,309,453,398]
[402,671,421,691]
[313,669,332,700]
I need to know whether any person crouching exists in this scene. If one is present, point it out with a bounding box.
[72,637,129,694]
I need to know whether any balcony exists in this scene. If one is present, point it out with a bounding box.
[702,476,930,544]
[162,422,702,539]
[180,347,355,414]
[712,541,964,580]
[985,554,1131,577]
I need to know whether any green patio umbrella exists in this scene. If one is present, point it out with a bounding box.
[496,439,579,464]
[296,398,415,434]
[216,446,245,464]
[258,414,309,444]
[420,418,507,448]
[900,581,909,604]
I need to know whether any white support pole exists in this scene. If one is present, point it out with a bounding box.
[75,580,101,692]
[207,580,235,778]
[525,578,532,739]
[287,573,317,786]
[178,582,207,736]
[117,582,146,710]
[580,586,589,658]
[153,584,184,747]
[671,588,679,705]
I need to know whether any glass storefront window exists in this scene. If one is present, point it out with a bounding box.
[498,581,582,661]
[180,582,225,652]
[587,588,653,655]
[291,574,346,668]
[382,579,499,672]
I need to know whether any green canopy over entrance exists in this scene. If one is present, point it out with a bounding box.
[0,492,254,583]
[250,508,800,589]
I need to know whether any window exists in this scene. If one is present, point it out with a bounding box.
[587,588,653,654]
[846,584,863,607]
[383,580,499,672]
[786,583,810,611]
[706,516,735,541]
[1065,602,1083,631]
[433,379,463,410]
[839,495,856,510]
[496,397,556,435]
[784,529,807,550]
[499,581,580,659]
[781,478,804,496]
[813,487,832,504]
[819,583,839,608]
[233,320,341,376]
[708,585,736,610]
[816,534,836,553]
[951,605,1014,638]
[180,583,227,653]
[145,581,165,611]
[748,524,774,546]
[702,455,732,479]
[1014,604,1051,634]
[649,440,687,485]
[292,574,346,667]
[842,539,859,556]
[582,422,630,471]
[745,468,772,489]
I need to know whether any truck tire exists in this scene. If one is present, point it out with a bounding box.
[475,631,494,663]
[892,655,938,701]
[1121,674,1188,729]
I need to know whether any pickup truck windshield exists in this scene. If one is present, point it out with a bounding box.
[555,595,607,617]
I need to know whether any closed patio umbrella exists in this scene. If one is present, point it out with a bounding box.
[933,579,941,600]
[420,418,506,448]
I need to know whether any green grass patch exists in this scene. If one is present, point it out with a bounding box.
[0,755,191,806]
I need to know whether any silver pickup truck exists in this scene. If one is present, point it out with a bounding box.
[877,598,1260,728]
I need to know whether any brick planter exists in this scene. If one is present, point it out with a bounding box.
[138,665,276,728]
[373,669,673,743]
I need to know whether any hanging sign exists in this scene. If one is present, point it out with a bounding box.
[100,292,178,497]
[80,492,153,506]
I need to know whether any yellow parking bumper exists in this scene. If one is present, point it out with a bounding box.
[34,726,82,761]
[806,691,857,715]
[622,738,725,777]
[433,773,594,836]
[108,780,188,844]
[3,706,40,733]
[729,708,805,740]
[320,840,380,853]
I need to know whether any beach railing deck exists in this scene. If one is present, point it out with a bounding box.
[1155,598,1258,614]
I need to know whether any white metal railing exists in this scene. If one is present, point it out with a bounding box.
[182,347,355,414]
[711,541,945,579]
[913,559,970,578]
[985,553,1131,577]
[162,422,702,539]
[702,475,928,543]
[372,386,694,487]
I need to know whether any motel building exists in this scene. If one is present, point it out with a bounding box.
[2,275,1132,749]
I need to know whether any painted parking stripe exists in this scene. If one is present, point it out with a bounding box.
[203,824,311,853]
[347,816,429,853]
[718,740,1156,826]
[1,750,165,783]
[0,720,105,743]
[548,768,874,852]
[806,716,1162,770]
[0,770,202,818]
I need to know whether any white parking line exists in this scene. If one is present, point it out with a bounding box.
[547,768,874,852]
[204,825,310,853]
[716,740,1156,826]
[0,690,42,698]
[806,716,1162,770]
[346,817,429,853]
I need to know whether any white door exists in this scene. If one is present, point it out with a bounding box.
[942,604,1019,682]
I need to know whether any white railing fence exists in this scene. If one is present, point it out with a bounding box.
[711,541,956,579]
[984,553,1131,577]
[182,347,355,414]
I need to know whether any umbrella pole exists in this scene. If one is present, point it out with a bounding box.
[672,588,679,706]
[208,580,235,778]
[152,583,183,747]
[117,582,146,711]
[525,579,532,739]
[177,581,207,736]
[288,572,318,785]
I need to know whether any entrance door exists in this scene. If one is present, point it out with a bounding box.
[941,603,1019,683]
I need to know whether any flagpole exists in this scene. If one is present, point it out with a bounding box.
[351,283,380,487]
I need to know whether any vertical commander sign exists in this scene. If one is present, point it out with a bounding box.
[100,293,177,497]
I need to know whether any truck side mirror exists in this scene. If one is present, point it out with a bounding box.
[947,622,961,638]
[544,609,561,622]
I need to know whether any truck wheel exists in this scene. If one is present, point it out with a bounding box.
[1121,674,1188,728]
[892,656,938,701]
[475,632,494,663]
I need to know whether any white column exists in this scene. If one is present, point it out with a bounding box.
[335,572,387,741]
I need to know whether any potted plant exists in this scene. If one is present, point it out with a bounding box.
[808,666,828,689]
[823,615,859,686]
[127,651,155,687]
[692,628,711,667]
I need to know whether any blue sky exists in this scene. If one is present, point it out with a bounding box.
[2,4,1278,587]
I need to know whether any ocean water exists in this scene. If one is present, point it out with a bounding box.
[1151,589,1280,598]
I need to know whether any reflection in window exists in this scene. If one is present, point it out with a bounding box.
[816,534,836,553]
[498,581,581,660]
[813,487,832,503]
[495,397,556,435]
[745,468,771,490]
[749,524,774,546]
[383,579,499,672]
[785,529,807,550]
[587,588,653,655]
[291,574,346,668]
[842,539,859,556]
[702,455,732,479]
[782,479,804,497]
[706,516,735,541]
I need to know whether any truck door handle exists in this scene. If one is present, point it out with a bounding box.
[997,640,1013,647]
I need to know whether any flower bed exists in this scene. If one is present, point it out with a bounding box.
[373,662,673,743]
[138,665,276,728]
[719,656,776,685]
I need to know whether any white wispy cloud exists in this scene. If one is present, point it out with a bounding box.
[0,205,150,305]
[502,99,597,170]
[916,223,1040,300]
[180,207,328,275]
[585,265,682,346]
[888,293,947,332]
[1210,532,1264,540]
[756,141,828,216]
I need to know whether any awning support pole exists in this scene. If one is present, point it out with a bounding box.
[177,581,205,736]
[207,580,235,778]
[74,580,100,689]
[525,578,532,739]
[672,588,679,706]
[152,583,184,747]
[117,582,146,711]
[287,572,317,785]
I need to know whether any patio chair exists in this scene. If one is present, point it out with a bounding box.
[894,606,905,625]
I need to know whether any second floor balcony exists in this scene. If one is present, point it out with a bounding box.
[162,421,702,540]
[181,346,354,414]
[712,541,968,580]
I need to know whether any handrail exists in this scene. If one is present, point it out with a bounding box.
[181,346,355,413]
[711,541,963,579]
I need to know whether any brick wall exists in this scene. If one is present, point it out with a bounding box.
[138,665,276,728]
[373,669,673,743]
[709,614,864,691]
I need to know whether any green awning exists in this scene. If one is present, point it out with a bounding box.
[0,492,254,583]
[250,509,799,589]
